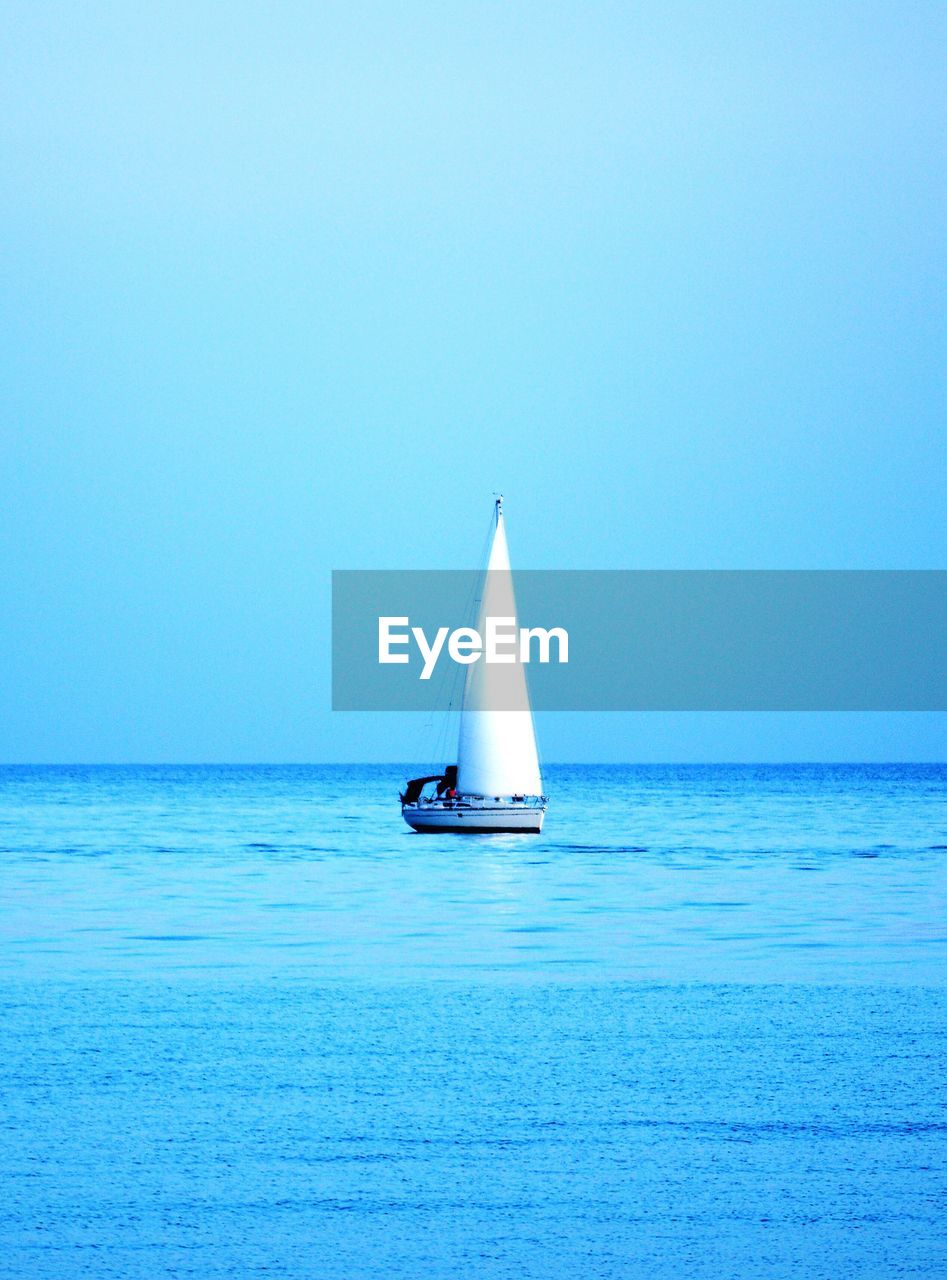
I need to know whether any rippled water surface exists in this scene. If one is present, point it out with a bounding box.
[1,765,945,1277]
[2,764,946,981]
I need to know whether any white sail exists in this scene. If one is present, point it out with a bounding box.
[455,502,543,798]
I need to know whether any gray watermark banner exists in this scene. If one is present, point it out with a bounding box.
[332,570,947,711]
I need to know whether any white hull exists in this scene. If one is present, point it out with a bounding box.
[403,799,545,834]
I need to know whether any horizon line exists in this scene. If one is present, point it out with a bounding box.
[2,760,945,768]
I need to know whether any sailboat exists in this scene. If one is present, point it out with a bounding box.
[400,496,547,833]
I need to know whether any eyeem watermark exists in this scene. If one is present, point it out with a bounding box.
[379,616,569,680]
[333,570,947,711]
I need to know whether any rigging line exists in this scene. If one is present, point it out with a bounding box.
[407,508,487,774]
[464,502,496,639]
[432,501,495,768]
[429,606,469,773]
[434,504,495,774]
[411,500,499,776]
[421,605,465,776]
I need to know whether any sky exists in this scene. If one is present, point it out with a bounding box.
[1,1,944,762]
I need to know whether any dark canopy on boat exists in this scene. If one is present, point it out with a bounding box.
[400,764,458,805]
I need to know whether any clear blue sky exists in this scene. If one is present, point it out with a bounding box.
[1,1,944,761]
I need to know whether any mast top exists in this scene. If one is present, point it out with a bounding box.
[495,493,503,521]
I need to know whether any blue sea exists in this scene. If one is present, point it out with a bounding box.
[1,764,945,1278]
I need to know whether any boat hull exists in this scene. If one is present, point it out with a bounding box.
[403,801,545,834]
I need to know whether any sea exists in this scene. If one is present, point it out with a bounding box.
[1,763,945,1278]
